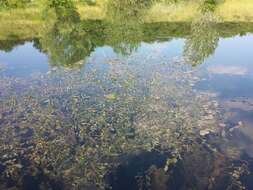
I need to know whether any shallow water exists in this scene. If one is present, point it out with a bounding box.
[1,4,253,190]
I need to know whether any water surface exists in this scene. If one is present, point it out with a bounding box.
[1,4,253,190]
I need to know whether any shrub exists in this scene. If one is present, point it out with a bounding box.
[201,0,218,13]
[47,0,75,9]
[0,0,31,8]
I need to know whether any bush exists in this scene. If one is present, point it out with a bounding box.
[48,0,75,9]
[0,0,31,8]
[47,0,80,21]
[201,0,218,13]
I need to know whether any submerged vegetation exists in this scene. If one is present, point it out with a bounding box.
[0,51,251,189]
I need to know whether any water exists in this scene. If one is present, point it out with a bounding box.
[1,4,253,190]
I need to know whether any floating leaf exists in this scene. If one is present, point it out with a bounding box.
[105,93,117,101]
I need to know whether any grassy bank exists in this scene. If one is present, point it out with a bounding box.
[146,0,253,22]
[0,1,44,40]
[0,1,105,39]
[1,0,253,22]
[217,0,253,22]
[1,0,253,41]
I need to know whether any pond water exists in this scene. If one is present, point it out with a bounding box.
[1,4,253,190]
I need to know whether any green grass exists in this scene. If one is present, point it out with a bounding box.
[77,4,105,20]
[1,0,253,23]
[217,0,253,22]
[145,0,253,23]
[145,1,199,22]
[0,0,46,40]
[0,13,43,40]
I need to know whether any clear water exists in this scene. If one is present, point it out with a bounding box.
[1,6,253,190]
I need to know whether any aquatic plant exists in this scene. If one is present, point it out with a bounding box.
[0,1,252,189]
[0,51,249,189]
